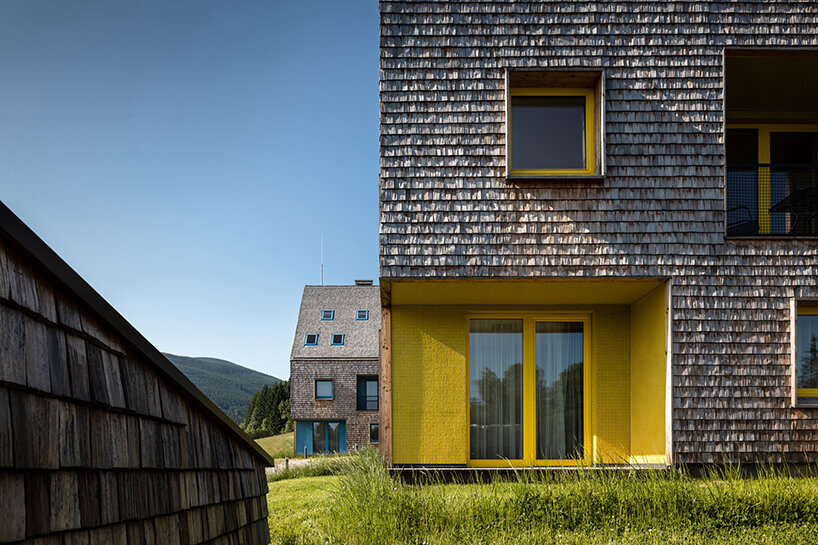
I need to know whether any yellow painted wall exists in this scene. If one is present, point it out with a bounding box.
[590,306,631,463]
[391,303,632,465]
[392,305,469,465]
[629,284,667,465]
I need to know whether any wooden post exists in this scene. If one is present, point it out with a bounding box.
[379,306,392,465]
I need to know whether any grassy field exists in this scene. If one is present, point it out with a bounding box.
[256,432,293,459]
[267,450,818,545]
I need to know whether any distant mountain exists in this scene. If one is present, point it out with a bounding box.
[163,353,282,424]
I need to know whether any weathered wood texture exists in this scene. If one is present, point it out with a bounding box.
[0,233,270,544]
[379,1,818,463]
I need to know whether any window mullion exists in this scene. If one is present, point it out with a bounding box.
[523,317,537,464]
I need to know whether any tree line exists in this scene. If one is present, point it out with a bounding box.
[240,381,292,439]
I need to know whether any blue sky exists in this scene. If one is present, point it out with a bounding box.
[0,0,379,380]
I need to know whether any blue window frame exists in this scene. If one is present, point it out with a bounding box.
[331,334,345,346]
[356,309,369,321]
[357,375,378,411]
[304,334,318,346]
[321,309,335,321]
[315,379,333,399]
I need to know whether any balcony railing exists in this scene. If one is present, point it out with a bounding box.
[357,395,378,411]
[727,164,818,237]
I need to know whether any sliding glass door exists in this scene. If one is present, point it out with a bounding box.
[535,322,584,460]
[469,315,587,464]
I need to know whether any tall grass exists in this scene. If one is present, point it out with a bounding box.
[315,449,818,544]
[267,455,353,483]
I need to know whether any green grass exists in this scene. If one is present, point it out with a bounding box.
[256,432,293,459]
[267,450,818,545]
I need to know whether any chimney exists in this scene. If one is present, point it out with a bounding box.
[354,279,373,286]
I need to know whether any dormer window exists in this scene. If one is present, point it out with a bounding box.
[356,309,369,321]
[304,334,318,346]
[331,334,345,346]
[321,310,335,321]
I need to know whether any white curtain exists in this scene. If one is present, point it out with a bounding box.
[535,322,584,460]
[469,319,523,460]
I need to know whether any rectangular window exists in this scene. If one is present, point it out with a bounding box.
[357,375,379,411]
[724,51,818,237]
[726,126,818,237]
[370,423,379,444]
[315,379,333,400]
[313,421,326,453]
[321,310,335,321]
[307,420,345,454]
[304,334,318,346]
[469,319,524,460]
[331,334,345,346]
[469,314,589,466]
[797,304,818,405]
[356,309,369,321]
[535,322,584,460]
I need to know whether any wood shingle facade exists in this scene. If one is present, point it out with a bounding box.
[0,201,272,544]
[379,1,818,466]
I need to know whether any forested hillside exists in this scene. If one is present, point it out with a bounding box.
[241,382,292,439]
[164,353,282,423]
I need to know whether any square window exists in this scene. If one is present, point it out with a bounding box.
[315,379,333,400]
[796,303,818,405]
[331,334,345,346]
[304,334,318,346]
[508,81,597,177]
[370,423,379,444]
[357,375,378,411]
[356,309,369,321]
[321,310,335,321]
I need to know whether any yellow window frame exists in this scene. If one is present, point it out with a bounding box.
[509,88,596,177]
[796,304,818,400]
[465,312,593,467]
[727,124,818,235]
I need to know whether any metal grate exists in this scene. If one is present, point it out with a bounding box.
[727,164,818,237]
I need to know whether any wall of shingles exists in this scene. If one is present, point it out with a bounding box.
[379,1,818,463]
[0,236,270,544]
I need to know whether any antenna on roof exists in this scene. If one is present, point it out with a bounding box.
[320,234,324,286]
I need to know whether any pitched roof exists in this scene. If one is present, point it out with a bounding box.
[0,201,273,465]
[290,285,380,361]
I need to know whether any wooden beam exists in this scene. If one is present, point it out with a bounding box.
[379,306,392,465]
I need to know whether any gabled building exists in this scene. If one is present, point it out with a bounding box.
[378,1,818,468]
[0,201,272,543]
[290,283,380,455]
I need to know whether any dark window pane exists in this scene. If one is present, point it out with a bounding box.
[327,422,340,452]
[771,132,818,165]
[511,95,586,170]
[726,129,758,165]
[313,422,326,453]
[535,322,584,460]
[370,423,379,443]
[798,314,818,389]
[469,319,523,460]
[357,376,378,410]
